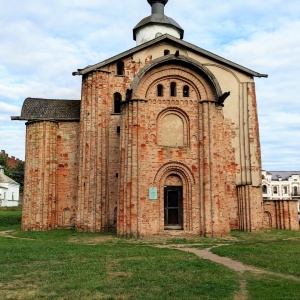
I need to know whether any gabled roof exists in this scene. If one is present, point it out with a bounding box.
[11,98,81,121]
[0,167,19,185]
[72,34,268,78]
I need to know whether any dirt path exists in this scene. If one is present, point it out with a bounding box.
[158,244,300,300]
[0,230,34,240]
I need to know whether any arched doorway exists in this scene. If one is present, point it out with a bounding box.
[164,174,183,230]
[263,211,272,228]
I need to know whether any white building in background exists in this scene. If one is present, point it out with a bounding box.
[0,165,20,207]
[262,171,300,212]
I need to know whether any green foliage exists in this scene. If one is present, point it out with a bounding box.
[11,160,25,191]
[0,153,13,177]
[0,153,24,191]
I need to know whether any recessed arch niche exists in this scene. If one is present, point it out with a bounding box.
[131,56,221,100]
[153,162,195,231]
[157,107,190,147]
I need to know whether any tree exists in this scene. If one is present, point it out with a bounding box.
[0,153,13,177]
[11,160,25,192]
[0,153,24,192]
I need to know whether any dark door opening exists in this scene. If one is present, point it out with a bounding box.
[164,186,183,230]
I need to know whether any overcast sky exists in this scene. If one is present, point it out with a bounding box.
[0,0,299,170]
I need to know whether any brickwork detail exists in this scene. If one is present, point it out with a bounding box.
[22,121,79,230]
[0,150,22,168]
[263,200,298,230]
[21,43,294,237]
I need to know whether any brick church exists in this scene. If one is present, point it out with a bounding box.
[12,0,298,236]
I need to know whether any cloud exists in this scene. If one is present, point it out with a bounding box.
[0,0,299,170]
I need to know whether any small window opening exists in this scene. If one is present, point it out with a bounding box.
[117,126,120,134]
[170,82,176,97]
[262,185,267,194]
[114,93,122,113]
[164,49,170,55]
[117,61,124,75]
[183,85,189,97]
[283,186,287,194]
[294,186,298,196]
[157,84,164,97]
[273,186,278,194]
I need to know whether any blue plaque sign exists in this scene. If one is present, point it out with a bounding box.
[149,187,158,200]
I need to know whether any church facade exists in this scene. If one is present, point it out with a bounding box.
[14,0,296,236]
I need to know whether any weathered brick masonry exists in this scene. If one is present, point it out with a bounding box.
[12,0,297,236]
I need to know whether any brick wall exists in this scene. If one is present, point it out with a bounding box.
[22,121,79,230]
[0,150,22,168]
[263,199,298,230]
[21,43,271,236]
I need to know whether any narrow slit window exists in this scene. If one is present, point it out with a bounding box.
[117,61,124,75]
[157,84,164,97]
[170,82,176,97]
[114,93,122,113]
[183,85,189,97]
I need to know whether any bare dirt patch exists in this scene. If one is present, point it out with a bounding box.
[0,230,34,240]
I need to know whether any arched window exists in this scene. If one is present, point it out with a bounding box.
[183,85,189,97]
[283,186,288,194]
[293,186,298,196]
[170,82,176,97]
[262,185,267,194]
[117,61,124,75]
[157,84,164,97]
[114,93,122,113]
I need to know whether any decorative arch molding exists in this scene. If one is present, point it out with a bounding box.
[131,55,223,98]
[156,107,190,147]
[154,162,195,231]
[263,211,272,228]
[153,161,195,186]
[203,63,241,84]
[144,70,203,99]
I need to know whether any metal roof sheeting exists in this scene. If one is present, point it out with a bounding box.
[72,35,268,78]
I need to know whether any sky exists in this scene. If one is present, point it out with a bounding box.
[0,0,299,170]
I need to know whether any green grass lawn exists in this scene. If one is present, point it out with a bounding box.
[0,208,299,300]
[212,230,300,276]
[0,206,22,230]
